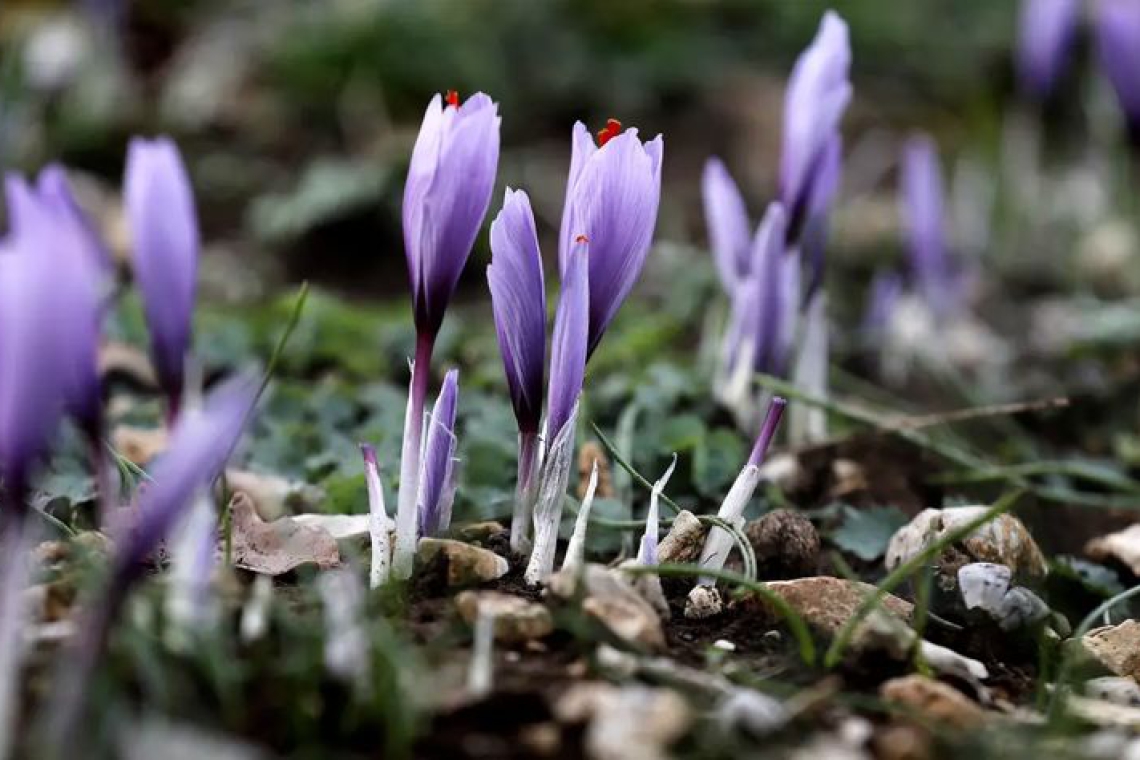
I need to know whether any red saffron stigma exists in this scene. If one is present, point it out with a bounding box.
[445,90,460,108]
[574,234,590,243]
[596,118,622,146]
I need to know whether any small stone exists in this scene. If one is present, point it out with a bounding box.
[713,639,736,652]
[885,506,1047,583]
[519,723,561,757]
[684,585,723,620]
[1086,524,1140,576]
[1085,677,1140,707]
[454,591,554,643]
[873,723,932,760]
[1066,695,1140,729]
[452,521,506,544]
[656,510,705,565]
[957,562,1050,631]
[744,509,820,579]
[556,682,690,760]
[880,675,986,729]
[1083,620,1140,679]
[737,576,913,637]
[546,564,665,650]
[714,689,789,737]
[416,538,509,587]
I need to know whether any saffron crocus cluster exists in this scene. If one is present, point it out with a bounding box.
[391,91,500,580]
[487,119,663,582]
[702,11,849,442]
[125,137,201,421]
[0,169,108,527]
[1015,0,1080,100]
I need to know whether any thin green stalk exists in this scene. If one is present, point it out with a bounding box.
[621,563,816,666]
[823,489,1024,668]
[590,422,682,515]
[256,281,311,404]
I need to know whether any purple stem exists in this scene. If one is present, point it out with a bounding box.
[748,396,787,466]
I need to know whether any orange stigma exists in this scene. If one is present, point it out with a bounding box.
[574,234,590,244]
[596,118,622,146]
[445,90,460,108]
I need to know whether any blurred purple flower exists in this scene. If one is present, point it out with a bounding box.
[1096,0,1140,134]
[488,188,547,436]
[417,369,459,538]
[559,121,663,356]
[4,169,107,441]
[1017,0,1080,99]
[404,92,501,340]
[900,134,959,317]
[748,396,788,467]
[729,203,799,377]
[862,270,903,336]
[702,157,752,293]
[546,239,589,445]
[125,136,200,418]
[780,11,851,243]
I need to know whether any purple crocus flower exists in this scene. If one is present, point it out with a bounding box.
[1095,0,1140,136]
[779,11,851,243]
[404,91,501,342]
[488,188,547,434]
[862,270,903,336]
[125,136,200,419]
[487,188,547,552]
[737,203,798,377]
[395,91,500,579]
[524,239,589,584]
[1016,0,1080,100]
[900,134,959,318]
[546,240,589,446]
[417,369,459,538]
[4,169,107,440]
[702,157,752,293]
[559,120,663,356]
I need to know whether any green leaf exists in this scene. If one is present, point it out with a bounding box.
[828,505,909,562]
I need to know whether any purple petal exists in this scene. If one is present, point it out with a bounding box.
[747,396,787,466]
[1017,0,1080,99]
[1096,0,1140,131]
[403,92,501,337]
[862,270,903,335]
[546,239,589,443]
[488,188,546,434]
[561,127,663,355]
[115,372,257,577]
[702,157,752,292]
[739,203,797,376]
[125,136,200,408]
[780,11,851,238]
[900,134,955,316]
[417,369,459,537]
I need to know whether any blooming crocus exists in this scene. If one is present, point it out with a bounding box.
[1016,0,1080,100]
[51,371,257,747]
[900,134,962,319]
[559,120,663,356]
[125,136,200,420]
[417,369,460,538]
[488,189,546,552]
[702,157,752,293]
[361,444,390,588]
[694,397,786,587]
[395,91,501,579]
[525,240,589,585]
[1095,0,1140,137]
[0,211,94,527]
[779,11,851,243]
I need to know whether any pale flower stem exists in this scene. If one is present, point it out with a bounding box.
[393,336,434,579]
[561,459,599,573]
[788,291,828,444]
[697,465,763,584]
[525,405,579,585]
[637,455,677,565]
[467,608,496,698]
[363,445,390,589]
[509,431,540,555]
